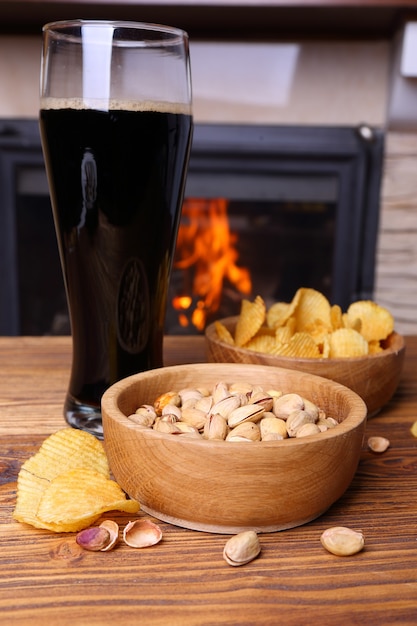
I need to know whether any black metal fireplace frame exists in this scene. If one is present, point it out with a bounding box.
[0,119,384,335]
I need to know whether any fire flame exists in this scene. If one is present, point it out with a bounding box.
[173,198,252,331]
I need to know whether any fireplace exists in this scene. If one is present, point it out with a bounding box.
[0,119,384,336]
[168,123,384,333]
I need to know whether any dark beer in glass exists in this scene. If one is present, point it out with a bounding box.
[40,21,193,436]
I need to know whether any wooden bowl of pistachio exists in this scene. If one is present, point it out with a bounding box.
[102,362,367,534]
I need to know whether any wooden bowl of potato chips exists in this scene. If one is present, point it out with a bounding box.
[205,288,405,416]
[102,362,367,533]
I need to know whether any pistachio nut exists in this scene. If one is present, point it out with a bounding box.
[227,404,265,428]
[180,406,208,430]
[178,387,204,408]
[127,412,155,427]
[302,397,320,421]
[226,421,260,442]
[204,413,228,440]
[367,436,390,453]
[259,415,287,440]
[320,526,364,556]
[161,404,182,420]
[249,391,274,413]
[76,526,112,551]
[286,409,316,437]
[295,422,321,438]
[154,391,181,415]
[210,395,242,419]
[212,381,230,403]
[272,393,305,420]
[194,395,214,414]
[223,530,261,566]
[153,419,182,434]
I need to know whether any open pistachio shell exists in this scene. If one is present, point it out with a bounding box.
[123,519,163,548]
[99,519,119,551]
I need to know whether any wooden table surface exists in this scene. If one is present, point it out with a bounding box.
[1,335,417,625]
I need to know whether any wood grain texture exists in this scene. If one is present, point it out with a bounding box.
[1,336,417,625]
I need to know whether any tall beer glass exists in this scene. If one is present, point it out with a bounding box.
[40,21,193,437]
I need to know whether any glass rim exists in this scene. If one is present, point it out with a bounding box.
[42,19,188,44]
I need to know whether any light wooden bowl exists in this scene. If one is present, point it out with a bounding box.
[205,317,406,416]
[102,362,367,534]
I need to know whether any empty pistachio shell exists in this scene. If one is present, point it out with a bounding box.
[368,436,390,453]
[99,520,119,551]
[223,530,261,566]
[123,519,163,548]
[320,526,365,556]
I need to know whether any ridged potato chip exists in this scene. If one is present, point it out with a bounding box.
[35,468,140,533]
[214,320,235,345]
[267,300,297,330]
[275,326,294,345]
[272,332,321,358]
[328,328,369,358]
[235,295,266,347]
[345,300,394,343]
[13,428,111,530]
[293,288,332,333]
[13,428,138,533]
[244,334,277,354]
[330,304,343,330]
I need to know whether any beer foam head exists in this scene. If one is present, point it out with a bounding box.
[41,97,191,115]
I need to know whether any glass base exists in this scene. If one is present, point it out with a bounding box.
[64,395,103,439]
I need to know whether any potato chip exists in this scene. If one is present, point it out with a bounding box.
[321,334,331,358]
[20,428,110,482]
[275,325,294,345]
[293,288,332,333]
[342,313,362,333]
[303,319,331,344]
[328,328,369,358]
[13,428,112,531]
[214,320,234,345]
[368,340,383,354]
[272,332,321,358]
[345,300,394,343]
[234,295,266,347]
[243,334,277,354]
[35,468,139,533]
[267,300,297,330]
[330,304,343,330]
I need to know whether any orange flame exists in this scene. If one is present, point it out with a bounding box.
[173,198,252,331]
